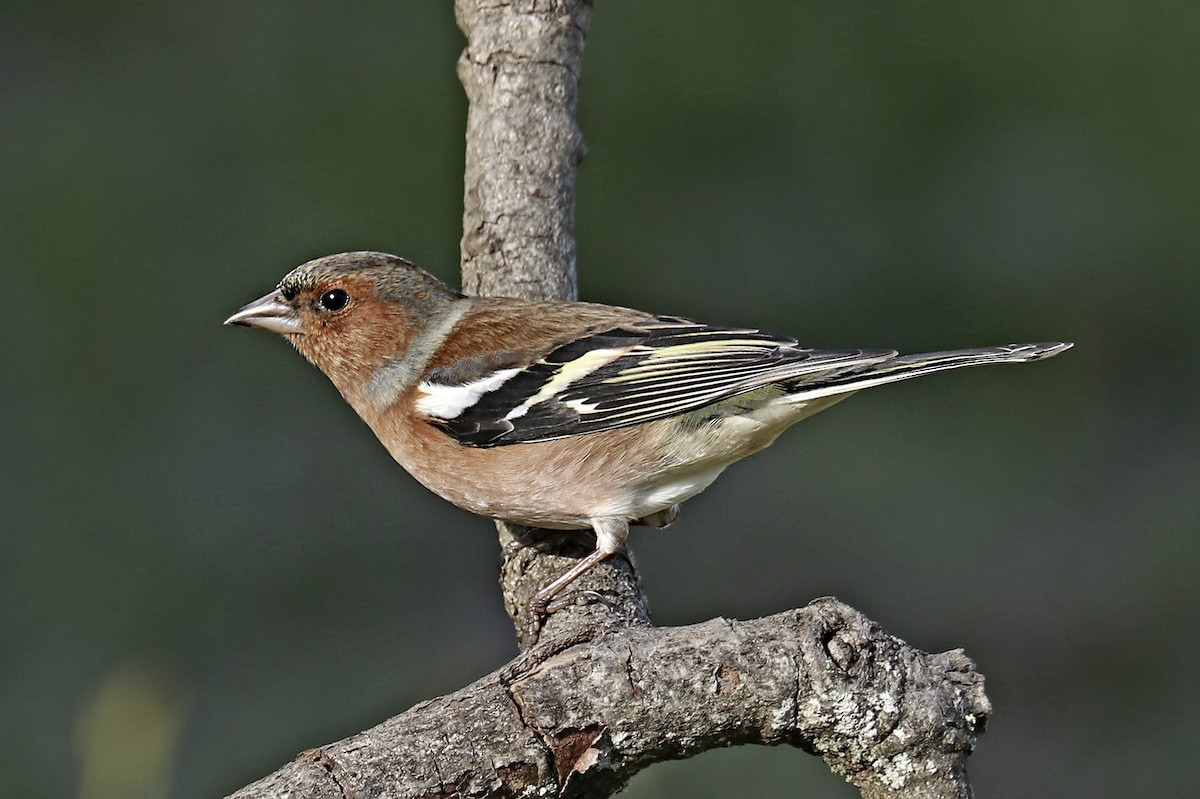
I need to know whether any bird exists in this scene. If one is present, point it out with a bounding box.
[226,251,1071,632]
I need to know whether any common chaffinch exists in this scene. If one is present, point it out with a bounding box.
[226,251,1070,624]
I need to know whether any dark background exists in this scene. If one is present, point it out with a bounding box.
[4,2,1195,797]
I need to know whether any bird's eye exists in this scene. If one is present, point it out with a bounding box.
[318,288,350,312]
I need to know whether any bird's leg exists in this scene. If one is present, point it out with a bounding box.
[526,517,629,640]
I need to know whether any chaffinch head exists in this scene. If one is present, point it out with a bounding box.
[226,251,1071,623]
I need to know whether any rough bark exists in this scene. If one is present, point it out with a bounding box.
[226,2,990,797]
[455,0,646,650]
[457,0,588,302]
[227,600,990,799]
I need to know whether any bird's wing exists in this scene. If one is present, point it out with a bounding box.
[416,316,895,447]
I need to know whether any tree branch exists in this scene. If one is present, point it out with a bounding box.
[457,0,589,302]
[227,600,989,798]
[226,3,991,796]
[456,0,646,650]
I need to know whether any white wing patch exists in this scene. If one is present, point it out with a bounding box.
[563,397,601,415]
[415,368,522,420]
[502,347,627,422]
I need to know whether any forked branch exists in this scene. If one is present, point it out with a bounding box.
[226,3,989,797]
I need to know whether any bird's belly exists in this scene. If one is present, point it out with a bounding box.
[625,465,727,520]
[382,414,677,528]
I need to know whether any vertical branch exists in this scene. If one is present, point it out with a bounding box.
[456,0,592,301]
[455,0,649,647]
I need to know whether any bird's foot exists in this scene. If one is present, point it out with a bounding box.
[522,596,548,644]
[522,589,609,645]
[546,589,608,614]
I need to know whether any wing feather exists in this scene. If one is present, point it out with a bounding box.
[421,316,893,446]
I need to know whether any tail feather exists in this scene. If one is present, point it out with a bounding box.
[784,342,1072,401]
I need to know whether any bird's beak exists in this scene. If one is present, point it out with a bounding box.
[224,289,304,335]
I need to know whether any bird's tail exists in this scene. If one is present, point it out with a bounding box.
[783,342,1072,402]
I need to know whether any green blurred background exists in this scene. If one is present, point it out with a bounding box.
[3,2,1195,797]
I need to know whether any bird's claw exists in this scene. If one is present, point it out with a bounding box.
[546,589,607,614]
[522,589,610,644]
